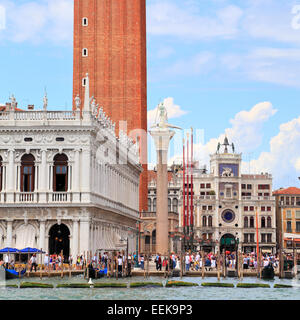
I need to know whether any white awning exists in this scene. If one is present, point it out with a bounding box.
[284,233,300,239]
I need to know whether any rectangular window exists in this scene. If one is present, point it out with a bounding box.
[200,184,205,189]
[287,221,292,233]
[296,211,300,219]
[261,206,266,212]
[244,234,248,243]
[267,234,272,243]
[225,188,232,198]
[208,206,213,211]
[249,206,254,211]
[244,206,248,211]
[267,207,272,212]
[250,234,255,243]
[247,184,252,190]
[296,222,300,232]
[202,206,207,211]
[261,234,266,243]
[242,184,246,189]
[286,197,290,206]
[286,210,292,219]
[206,183,211,189]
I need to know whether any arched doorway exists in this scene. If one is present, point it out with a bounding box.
[220,233,236,253]
[49,224,70,258]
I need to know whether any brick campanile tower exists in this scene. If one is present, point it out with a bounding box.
[73,0,148,212]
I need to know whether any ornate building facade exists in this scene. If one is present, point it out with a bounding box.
[273,187,300,252]
[142,138,277,254]
[0,83,142,258]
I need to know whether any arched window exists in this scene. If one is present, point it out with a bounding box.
[244,217,248,228]
[208,216,213,227]
[173,198,178,213]
[168,198,171,212]
[53,154,68,192]
[250,216,254,228]
[153,198,157,212]
[21,154,35,192]
[148,198,152,212]
[0,156,2,192]
[202,216,207,227]
[267,216,272,228]
[261,217,266,228]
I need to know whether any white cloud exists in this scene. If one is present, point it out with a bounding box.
[0,0,73,45]
[148,97,188,126]
[244,116,300,188]
[147,1,243,40]
[168,101,277,169]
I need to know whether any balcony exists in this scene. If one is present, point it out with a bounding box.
[242,196,275,201]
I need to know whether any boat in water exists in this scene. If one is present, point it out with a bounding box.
[4,267,26,280]
[261,263,275,280]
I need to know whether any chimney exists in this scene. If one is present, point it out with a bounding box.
[28,105,34,110]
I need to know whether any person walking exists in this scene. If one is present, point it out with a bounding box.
[185,253,190,272]
[30,254,37,272]
[44,254,49,272]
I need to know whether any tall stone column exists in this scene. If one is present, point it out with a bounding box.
[72,219,79,258]
[39,149,47,203]
[6,149,15,203]
[81,149,90,203]
[6,219,13,247]
[39,219,46,251]
[150,129,175,255]
[79,218,90,255]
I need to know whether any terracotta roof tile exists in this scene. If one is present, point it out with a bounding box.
[273,187,300,195]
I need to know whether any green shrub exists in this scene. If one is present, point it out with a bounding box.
[166,281,198,287]
[237,283,270,288]
[94,283,127,288]
[130,282,163,288]
[201,283,234,288]
[56,283,90,288]
[20,282,53,289]
[274,284,293,288]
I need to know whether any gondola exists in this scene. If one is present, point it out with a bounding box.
[261,263,275,280]
[4,268,26,280]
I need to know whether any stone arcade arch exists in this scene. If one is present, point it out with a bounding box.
[48,223,70,258]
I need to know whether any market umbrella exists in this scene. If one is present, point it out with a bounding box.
[19,248,45,253]
[0,247,19,253]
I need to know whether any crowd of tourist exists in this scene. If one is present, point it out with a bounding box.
[0,250,297,274]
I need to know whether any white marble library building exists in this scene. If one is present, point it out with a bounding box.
[0,79,142,259]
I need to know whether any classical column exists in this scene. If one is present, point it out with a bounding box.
[79,218,90,254]
[72,149,80,202]
[39,219,46,250]
[6,219,13,247]
[81,149,90,202]
[150,128,175,255]
[6,149,15,203]
[72,219,79,258]
[39,149,47,203]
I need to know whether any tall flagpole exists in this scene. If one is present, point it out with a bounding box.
[186,133,190,250]
[183,138,186,252]
[190,128,194,250]
[255,206,260,276]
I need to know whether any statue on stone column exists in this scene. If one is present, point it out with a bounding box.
[152,101,181,130]
[75,94,81,110]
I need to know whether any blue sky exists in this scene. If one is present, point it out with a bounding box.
[0,0,300,189]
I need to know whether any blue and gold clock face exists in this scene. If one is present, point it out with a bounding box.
[222,210,235,223]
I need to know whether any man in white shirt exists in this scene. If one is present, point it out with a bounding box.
[185,253,190,272]
[44,254,49,271]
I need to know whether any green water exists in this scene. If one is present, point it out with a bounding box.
[1,275,300,300]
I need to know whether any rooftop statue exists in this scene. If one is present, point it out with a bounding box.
[43,92,48,111]
[75,94,81,110]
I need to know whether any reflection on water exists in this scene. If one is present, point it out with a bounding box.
[1,275,300,300]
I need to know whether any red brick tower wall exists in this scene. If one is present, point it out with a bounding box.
[73,0,148,212]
